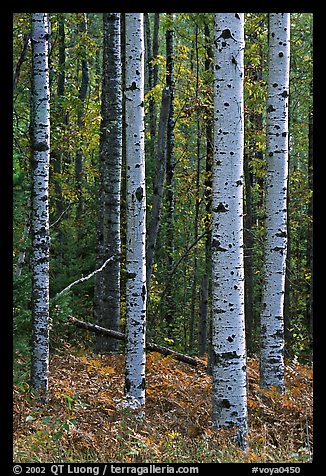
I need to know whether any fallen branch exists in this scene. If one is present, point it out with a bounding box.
[49,201,76,229]
[69,316,206,369]
[55,256,115,299]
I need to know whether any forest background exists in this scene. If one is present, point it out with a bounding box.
[12,12,314,464]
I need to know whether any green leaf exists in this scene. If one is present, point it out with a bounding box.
[52,429,64,442]
[42,416,53,425]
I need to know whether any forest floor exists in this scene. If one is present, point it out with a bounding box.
[13,347,313,463]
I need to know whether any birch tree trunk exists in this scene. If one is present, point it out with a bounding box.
[212,13,248,445]
[30,12,50,398]
[260,13,290,392]
[93,13,122,353]
[124,13,147,406]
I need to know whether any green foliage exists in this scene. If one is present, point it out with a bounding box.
[13,273,32,385]
[13,12,313,384]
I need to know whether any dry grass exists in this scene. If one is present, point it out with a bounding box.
[13,346,313,463]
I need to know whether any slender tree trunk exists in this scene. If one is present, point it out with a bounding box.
[165,13,175,333]
[13,32,30,92]
[75,13,90,221]
[189,24,201,353]
[244,150,254,353]
[120,13,127,312]
[260,13,290,392]
[149,13,160,144]
[243,22,266,356]
[204,21,213,369]
[30,12,50,399]
[146,86,171,294]
[198,275,208,357]
[212,13,248,446]
[15,199,32,278]
[51,13,66,265]
[153,14,159,88]
[93,13,122,353]
[124,13,147,407]
[283,186,292,356]
[144,13,151,95]
[306,78,313,360]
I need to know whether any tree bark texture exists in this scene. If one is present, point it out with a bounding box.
[30,12,51,397]
[260,13,290,392]
[125,13,147,406]
[212,13,248,443]
[94,13,122,353]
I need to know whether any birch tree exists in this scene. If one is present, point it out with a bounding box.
[212,13,248,445]
[30,13,50,397]
[93,13,122,353]
[124,13,147,406]
[260,13,290,392]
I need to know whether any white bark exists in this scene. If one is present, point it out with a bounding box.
[260,13,290,392]
[212,13,248,443]
[124,13,147,407]
[30,13,50,396]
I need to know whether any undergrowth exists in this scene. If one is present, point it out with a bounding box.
[13,347,313,463]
